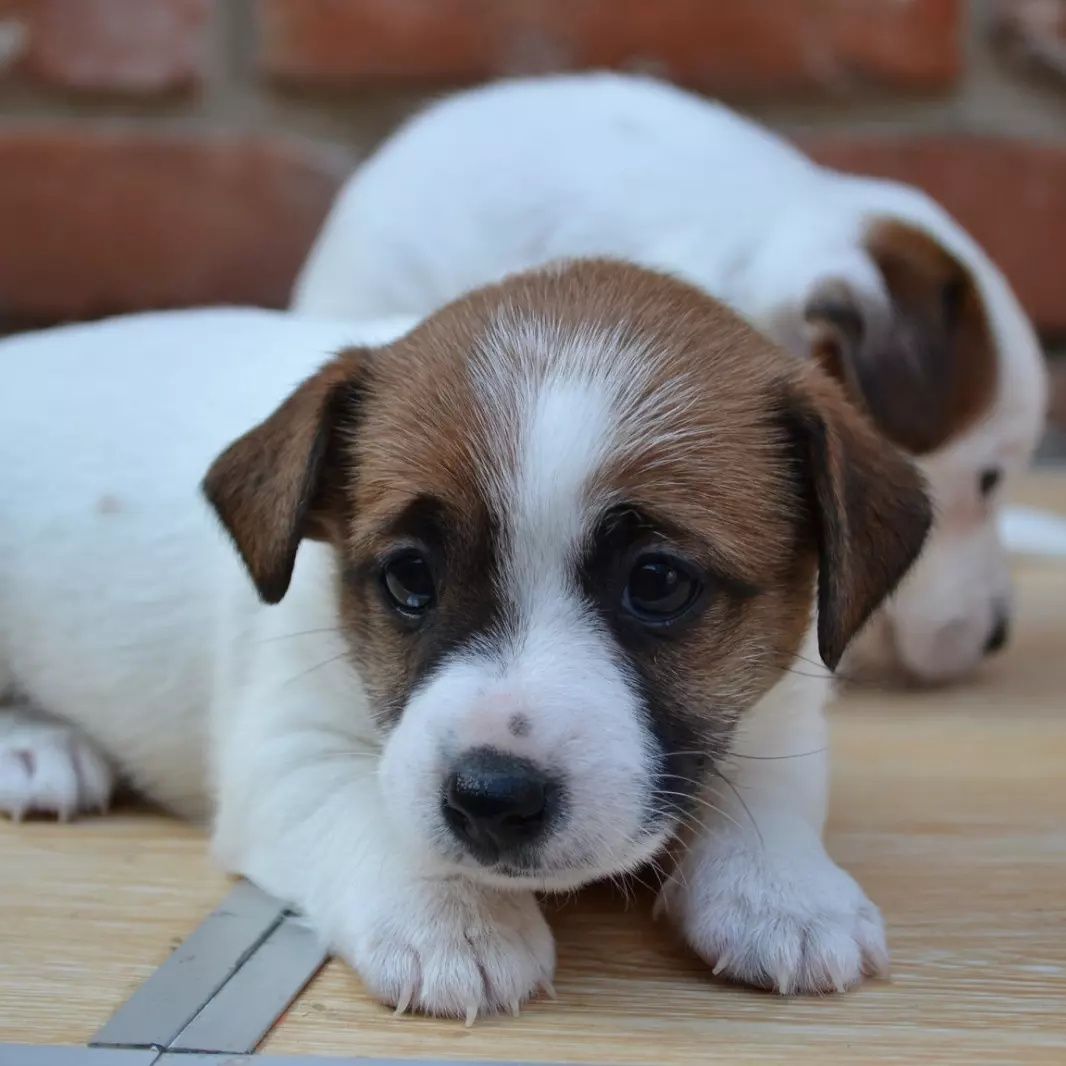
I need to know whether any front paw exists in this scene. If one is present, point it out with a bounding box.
[0,716,113,820]
[660,838,888,994]
[341,878,555,1021]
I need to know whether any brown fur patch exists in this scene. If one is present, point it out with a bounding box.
[810,219,999,456]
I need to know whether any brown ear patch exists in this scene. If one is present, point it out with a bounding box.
[806,220,999,456]
[202,349,368,604]
[785,366,932,670]
[860,219,998,455]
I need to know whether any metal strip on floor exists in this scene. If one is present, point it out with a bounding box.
[91,880,288,1050]
[154,1056,578,1065]
[169,913,328,1054]
[0,1048,157,1066]
[0,1044,587,1066]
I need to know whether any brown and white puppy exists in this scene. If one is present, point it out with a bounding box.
[0,262,928,1017]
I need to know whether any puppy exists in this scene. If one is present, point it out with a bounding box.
[293,73,1047,685]
[0,262,929,1017]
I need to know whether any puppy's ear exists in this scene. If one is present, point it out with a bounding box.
[785,368,932,670]
[803,220,997,455]
[203,349,369,604]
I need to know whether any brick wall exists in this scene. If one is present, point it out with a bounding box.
[1,0,1065,355]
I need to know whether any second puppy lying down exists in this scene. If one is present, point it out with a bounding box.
[294,73,1047,685]
[0,262,929,1016]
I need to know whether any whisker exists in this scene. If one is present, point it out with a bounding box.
[623,867,662,898]
[313,750,380,761]
[728,747,827,762]
[280,650,352,688]
[709,768,764,848]
[658,741,828,763]
[254,626,345,646]
[645,854,678,894]
[653,788,746,835]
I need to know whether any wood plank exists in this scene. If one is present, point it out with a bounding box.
[0,813,230,1045]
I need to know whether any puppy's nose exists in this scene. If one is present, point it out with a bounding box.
[442,748,553,863]
[984,612,1010,656]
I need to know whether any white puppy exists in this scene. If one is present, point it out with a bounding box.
[294,73,1047,685]
[0,262,929,1016]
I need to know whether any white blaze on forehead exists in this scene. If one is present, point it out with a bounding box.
[512,378,613,595]
[470,312,696,619]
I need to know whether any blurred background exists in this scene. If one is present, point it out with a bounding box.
[0,0,1062,449]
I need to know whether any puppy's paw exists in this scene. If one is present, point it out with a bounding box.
[0,715,114,820]
[343,879,555,1020]
[660,839,888,994]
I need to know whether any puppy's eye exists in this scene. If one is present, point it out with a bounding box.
[979,467,1002,498]
[382,551,435,616]
[623,553,701,624]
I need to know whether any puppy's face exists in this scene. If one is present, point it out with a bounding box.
[801,221,1046,684]
[206,261,929,889]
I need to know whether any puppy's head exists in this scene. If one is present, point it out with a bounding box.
[788,216,1046,684]
[205,261,929,889]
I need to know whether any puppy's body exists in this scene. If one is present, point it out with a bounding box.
[0,266,928,1015]
[294,73,1047,684]
[0,309,411,817]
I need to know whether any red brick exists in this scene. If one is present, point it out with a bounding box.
[257,0,961,95]
[0,130,347,321]
[992,0,1066,86]
[803,136,1066,337]
[0,0,210,94]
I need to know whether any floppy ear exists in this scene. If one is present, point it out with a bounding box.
[202,349,369,604]
[803,220,997,455]
[785,368,932,670]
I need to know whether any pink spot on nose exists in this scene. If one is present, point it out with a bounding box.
[463,694,531,746]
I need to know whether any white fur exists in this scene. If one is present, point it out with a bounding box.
[293,72,1048,684]
[0,306,879,1015]
[657,630,886,993]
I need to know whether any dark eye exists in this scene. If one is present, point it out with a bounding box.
[382,551,435,616]
[623,553,701,624]
[979,467,1002,498]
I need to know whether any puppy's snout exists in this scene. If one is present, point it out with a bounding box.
[984,611,1010,656]
[442,748,555,864]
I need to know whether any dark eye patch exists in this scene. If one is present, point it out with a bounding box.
[578,504,754,645]
[341,492,512,729]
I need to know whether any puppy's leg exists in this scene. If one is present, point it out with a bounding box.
[658,670,888,994]
[211,701,555,1020]
[0,704,115,820]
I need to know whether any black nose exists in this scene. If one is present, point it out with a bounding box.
[442,748,554,863]
[984,613,1010,656]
